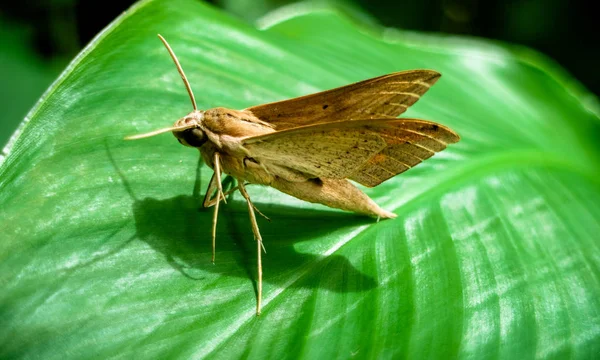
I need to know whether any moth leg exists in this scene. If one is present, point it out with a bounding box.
[206,152,227,263]
[237,180,265,316]
[205,179,269,221]
[252,203,271,222]
[202,172,232,211]
[202,171,219,208]
[203,185,239,208]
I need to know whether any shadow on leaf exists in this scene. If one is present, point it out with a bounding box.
[107,142,377,293]
[132,194,377,293]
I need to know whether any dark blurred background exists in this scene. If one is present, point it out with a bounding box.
[0,0,597,147]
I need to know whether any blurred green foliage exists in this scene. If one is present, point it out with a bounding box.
[0,18,65,149]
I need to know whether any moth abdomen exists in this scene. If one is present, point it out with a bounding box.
[270,177,396,219]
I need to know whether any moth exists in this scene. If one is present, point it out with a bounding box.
[127,35,460,315]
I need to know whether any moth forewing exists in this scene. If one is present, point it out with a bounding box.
[245,70,441,130]
[126,35,460,316]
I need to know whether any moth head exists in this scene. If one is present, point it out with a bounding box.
[124,34,206,145]
[172,111,207,148]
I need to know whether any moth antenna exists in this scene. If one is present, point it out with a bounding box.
[158,34,198,111]
[124,124,196,140]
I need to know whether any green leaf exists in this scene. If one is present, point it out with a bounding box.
[2,0,600,358]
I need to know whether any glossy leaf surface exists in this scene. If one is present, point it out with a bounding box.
[1,0,599,358]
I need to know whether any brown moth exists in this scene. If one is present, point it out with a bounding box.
[127,35,460,315]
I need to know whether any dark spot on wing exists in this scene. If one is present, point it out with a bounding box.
[322,104,329,110]
[309,178,323,186]
[431,124,439,131]
[243,157,259,167]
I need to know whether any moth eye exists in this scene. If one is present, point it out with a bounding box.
[182,128,207,147]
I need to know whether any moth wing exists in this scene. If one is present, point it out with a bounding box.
[244,70,440,130]
[347,119,460,187]
[243,122,388,179]
[243,118,459,183]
